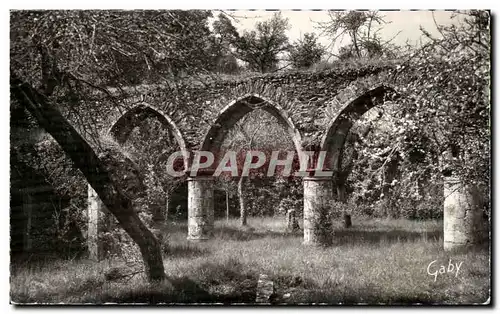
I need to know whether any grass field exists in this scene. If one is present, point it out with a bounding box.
[10,216,490,305]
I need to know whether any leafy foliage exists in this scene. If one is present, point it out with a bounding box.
[233,12,291,73]
[212,13,242,74]
[288,33,326,69]
[10,10,219,87]
[317,11,399,60]
[333,11,490,220]
[396,11,490,185]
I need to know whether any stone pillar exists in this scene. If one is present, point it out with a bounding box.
[303,176,333,245]
[187,175,214,241]
[88,184,104,260]
[443,175,484,250]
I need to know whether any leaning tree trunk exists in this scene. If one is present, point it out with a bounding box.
[11,76,166,282]
[151,202,165,243]
[238,176,248,226]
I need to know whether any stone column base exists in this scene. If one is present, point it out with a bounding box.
[303,176,333,246]
[187,175,214,241]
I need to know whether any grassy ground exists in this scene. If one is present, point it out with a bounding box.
[10,216,490,305]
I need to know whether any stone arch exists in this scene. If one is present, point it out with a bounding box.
[109,103,189,170]
[200,94,304,166]
[187,94,304,241]
[320,85,396,173]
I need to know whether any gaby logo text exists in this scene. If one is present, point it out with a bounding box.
[427,259,464,282]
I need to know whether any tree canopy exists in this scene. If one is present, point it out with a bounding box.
[220,12,291,73]
[288,33,326,69]
[316,11,399,60]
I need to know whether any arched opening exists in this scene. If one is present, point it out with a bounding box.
[217,109,302,229]
[101,103,190,246]
[320,86,395,228]
[195,94,304,234]
[200,94,304,166]
[320,85,395,172]
[109,103,189,170]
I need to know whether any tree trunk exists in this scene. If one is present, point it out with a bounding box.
[151,202,164,243]
[165,193,170,222]
[383,157,400,218]
[343,213,352,228]
[337,180,352,228]
[352,31,362,58]
[238,176,247,226]
[11,76,166,282]
[226,189,229,222]
[286,209,300,232]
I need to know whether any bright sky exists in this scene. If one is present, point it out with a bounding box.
[214,10,461,56]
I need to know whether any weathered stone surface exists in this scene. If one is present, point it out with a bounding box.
[187,176,214,241]
[303,177,333,245]
[255,274,274,303]
[444,176,485,250]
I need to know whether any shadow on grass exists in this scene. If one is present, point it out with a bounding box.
[212,225,302,242]
[332,228,443,246]
[97,277,217,304]
[42,277,215,304]
[78,257,258,304]
[162,244,210,259]
[194,257,258,303]
[89,277,256,304]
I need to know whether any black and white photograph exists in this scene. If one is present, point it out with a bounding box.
[8,6,492,305]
